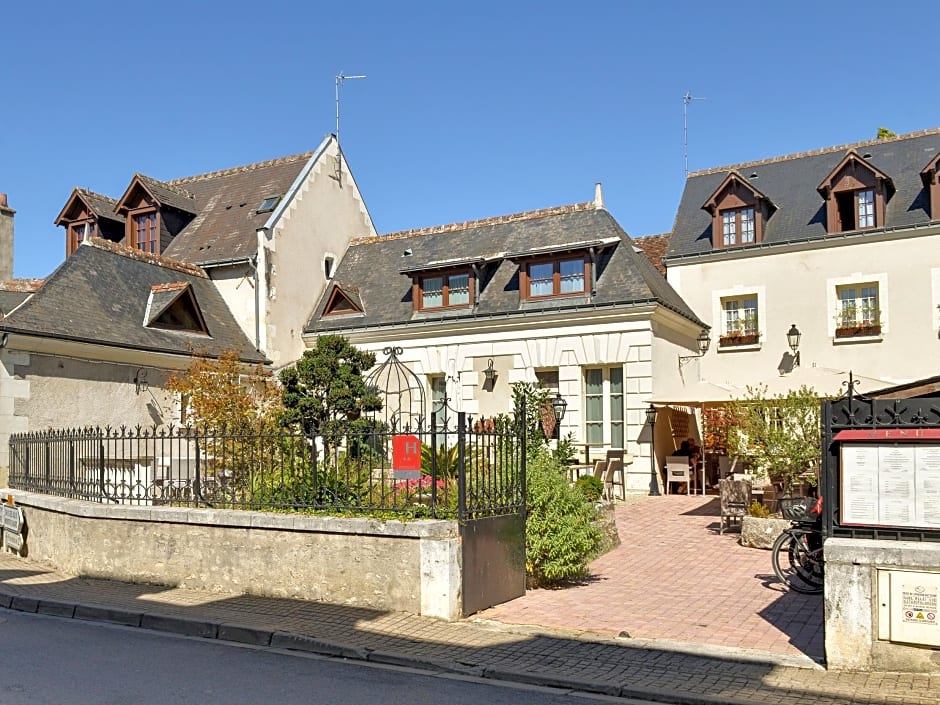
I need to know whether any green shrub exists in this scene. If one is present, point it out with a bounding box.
[526,451,602,586]
[573,475,604,502]
[747,500,771,518]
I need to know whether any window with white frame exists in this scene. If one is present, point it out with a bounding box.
[721,295,759,339]
[584,367,624,447]
[836,283,879,330]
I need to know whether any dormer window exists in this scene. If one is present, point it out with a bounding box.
[721,207,755,246]
[67,221,95,255]
[418,271,472,310]
[132,210,158,254]
[919,152,940,219]
[702,172,773,249]
[523,257,586,299]
[817,151,894,233]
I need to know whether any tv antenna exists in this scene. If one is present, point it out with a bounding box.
[334,71,367,182]
[683,91,706,176]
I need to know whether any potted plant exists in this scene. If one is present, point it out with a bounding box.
[835,305,882,338]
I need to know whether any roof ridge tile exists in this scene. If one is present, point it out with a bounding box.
[85,237,208,278]
[0,279,44,292]
[167,151,314,185]
[352,201,597,246]
[688,127,940,178]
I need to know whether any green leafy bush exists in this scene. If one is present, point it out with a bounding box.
[746,500,771,518]
[526,451,602,586]
[573,475,604,502]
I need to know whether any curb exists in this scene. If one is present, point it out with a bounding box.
[0,594,745,705]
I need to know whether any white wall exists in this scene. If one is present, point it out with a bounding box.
[264,144,375,368]
[667,227,940,392]
[344,311,686,492]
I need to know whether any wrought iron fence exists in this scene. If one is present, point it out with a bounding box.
[8,412,525,521]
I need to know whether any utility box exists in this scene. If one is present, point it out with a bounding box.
[878,569,940,647]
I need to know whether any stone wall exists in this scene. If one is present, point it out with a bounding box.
[825,538,940,672]
[5,491,462,621]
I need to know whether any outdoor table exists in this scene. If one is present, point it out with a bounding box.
[568,463,595,483]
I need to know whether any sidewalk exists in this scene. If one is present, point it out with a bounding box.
[0,550,936,704]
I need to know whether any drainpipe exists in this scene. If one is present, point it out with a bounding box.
[589,246,597,297]
[471,262,481,306]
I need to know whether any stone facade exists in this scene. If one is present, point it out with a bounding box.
[8,490,463,621]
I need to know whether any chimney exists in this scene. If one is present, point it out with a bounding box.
[594,182,605,209]
[0,194,13,281]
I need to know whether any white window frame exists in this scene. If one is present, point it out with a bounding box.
[826,272,888,338]
[583,366,624,448]
[712,285,766,348]
[721,295,759,336]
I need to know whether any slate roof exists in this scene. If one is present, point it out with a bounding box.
[667,128,940,261]
[0,280,43,319]
[0,239,266,363]
[161,151,314,264]
[306,203,703,334]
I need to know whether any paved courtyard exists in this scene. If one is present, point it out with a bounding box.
[475,493,824,663]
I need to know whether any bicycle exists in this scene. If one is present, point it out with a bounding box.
[771,495,824,594]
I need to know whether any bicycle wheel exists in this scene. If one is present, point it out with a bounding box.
[772,528,824,594]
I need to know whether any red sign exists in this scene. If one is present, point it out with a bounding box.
[834,429,940,441]
[392,435,422,472]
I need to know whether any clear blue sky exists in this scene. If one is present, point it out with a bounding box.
[2,0,938,279]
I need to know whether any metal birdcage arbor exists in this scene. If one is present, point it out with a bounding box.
[364,346,426,433]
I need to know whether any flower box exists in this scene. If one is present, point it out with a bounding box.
[718,332,760,347]
[835,323,881,338]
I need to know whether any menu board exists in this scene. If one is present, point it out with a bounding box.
[841,444,940,529]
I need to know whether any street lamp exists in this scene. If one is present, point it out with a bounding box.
[646,404,660,496]
[551,392,567,422]
[678,329,712,368]
[787,324,801,367]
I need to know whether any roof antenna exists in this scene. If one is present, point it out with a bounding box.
[334,70,367,184]
[683,91,706,177]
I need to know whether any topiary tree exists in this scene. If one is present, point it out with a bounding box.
[279,335,382,457]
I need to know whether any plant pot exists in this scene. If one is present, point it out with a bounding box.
[719,333,759,347]
[835,324,881,338]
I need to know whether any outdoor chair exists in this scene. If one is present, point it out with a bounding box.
[664,455,692,494]
[718,455,745,480]
[592,459,607,481]
[603,458,625,500]
[719,477,752,534]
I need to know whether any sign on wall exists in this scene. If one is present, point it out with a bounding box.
[2,501,24,554]
[841,443,940,529]
[392,435,422,480]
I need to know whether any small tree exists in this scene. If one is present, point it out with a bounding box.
[279,335,382,456]
[727,384,824,495]
[165,349,282,429]
[877,126,897,139]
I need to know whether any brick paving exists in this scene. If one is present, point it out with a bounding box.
[477,494,823,661]
[1,495,938,704]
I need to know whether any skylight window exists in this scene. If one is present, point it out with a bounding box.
[258,196,280,214]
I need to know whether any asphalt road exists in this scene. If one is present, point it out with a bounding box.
[0,610,661,705]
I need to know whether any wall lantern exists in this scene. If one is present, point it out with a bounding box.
[483,358,497,383]
[678,329,712,368]
[786,324,801,367]
[550,392,567,422]
[134,368,149,395]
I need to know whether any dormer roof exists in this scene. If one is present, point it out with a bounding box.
[702,171,776,215]
[816,149,895,199]
[115,173,197,216]
[55,188,125,226]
